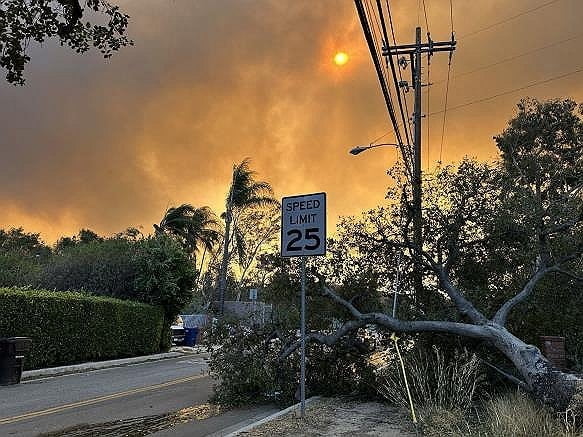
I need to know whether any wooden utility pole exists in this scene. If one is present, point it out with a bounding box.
[383,27,456,300]
[412,26,423,298]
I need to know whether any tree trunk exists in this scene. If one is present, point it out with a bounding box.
[217,206,232,315]
[484,324,583,412]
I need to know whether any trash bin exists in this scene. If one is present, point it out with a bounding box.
[0,337,32,386]
[184,328,199,347]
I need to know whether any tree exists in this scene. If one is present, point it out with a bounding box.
[230,204,280,300]
[217,159,278,314]
[0,227,50,257]
[280,99,583,412]
[54,228,102,253]
[154,204,221,268]
[1,0,132,85]
[78,228,102,244]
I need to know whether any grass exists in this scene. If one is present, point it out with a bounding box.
[376,345,484,411]
[419,390,583,436]
[375,344,583,436]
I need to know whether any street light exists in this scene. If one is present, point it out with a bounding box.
[348,142,403,155]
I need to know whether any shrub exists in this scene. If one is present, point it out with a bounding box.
[208,323,292,407]
[208,321,378,408]
[7,235,196,331]
[376,345,485,412]
[0,287,164,369]
[36,238,138,298]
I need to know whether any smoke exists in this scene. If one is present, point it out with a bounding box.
[0,0,581,242]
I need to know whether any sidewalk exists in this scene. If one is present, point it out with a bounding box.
[21,345,209,381]
[231,397,416,436]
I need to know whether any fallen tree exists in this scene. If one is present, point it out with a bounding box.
[281,99,583,411]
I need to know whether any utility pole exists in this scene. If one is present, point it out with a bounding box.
[383,27,456,301]
[412,26,423,300]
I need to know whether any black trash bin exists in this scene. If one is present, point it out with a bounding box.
[0,337,32,386]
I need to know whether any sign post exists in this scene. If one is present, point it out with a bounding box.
[281,192,326,418]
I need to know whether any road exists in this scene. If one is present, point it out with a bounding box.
[0,355,277,436]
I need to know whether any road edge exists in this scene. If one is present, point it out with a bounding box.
[21,351,208,381]
[220,396,322,437]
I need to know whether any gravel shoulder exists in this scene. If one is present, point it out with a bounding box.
[239,397,417,436]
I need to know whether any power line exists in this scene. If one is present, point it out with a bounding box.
[426,55,431,170]
[376,0,412,148]
[449,0,454,34]
[439,57,453,163]
[439,1,455,163]
[370,66,583,147]
[386,0,414,146]
[422,0,431,169]
[355,0,412,177]
[433,32,583,85]
[429,66,583,117]
[366,0,407,152]
[460,0,563,39]
[421,0,430,33]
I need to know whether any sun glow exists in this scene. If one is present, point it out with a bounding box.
[334,52,349,66]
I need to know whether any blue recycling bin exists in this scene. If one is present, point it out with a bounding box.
[184,327,199,346]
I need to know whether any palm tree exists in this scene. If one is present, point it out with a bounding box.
[154,204,221,269]
[217,159,279,314]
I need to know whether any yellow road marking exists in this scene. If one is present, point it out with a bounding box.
[0,374,207,425]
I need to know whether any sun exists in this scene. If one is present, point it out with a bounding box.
[334,52,349,66]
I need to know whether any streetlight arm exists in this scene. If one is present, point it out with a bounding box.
[349,142,404,155]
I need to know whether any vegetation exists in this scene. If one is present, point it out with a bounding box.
[1,0,131,85]
[277,98,583,412]
[0,287,163,369]
[216,158,278,313]
[418,390,581,436]
[376,346,485,412]
[154,204,221,265]
[207,320,377,408]
[0,229,196,351]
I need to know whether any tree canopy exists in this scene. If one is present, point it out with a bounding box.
[1,0,131,84]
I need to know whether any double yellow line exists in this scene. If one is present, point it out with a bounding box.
[0,374,207,425]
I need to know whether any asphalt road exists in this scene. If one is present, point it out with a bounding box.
[0,355,277,437]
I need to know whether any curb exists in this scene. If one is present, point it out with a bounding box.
[222,396,322,436]
[21,351,202,381]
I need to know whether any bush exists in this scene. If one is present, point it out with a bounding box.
[376,345,485,412]
[208,323,293,407]
[208,321,379,408]
[4,235,196,331]
[0,287,164,369]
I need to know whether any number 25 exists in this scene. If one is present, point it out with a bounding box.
[286,228,320,251]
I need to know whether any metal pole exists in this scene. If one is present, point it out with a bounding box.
[300,256,306,418]
[392,252,401,318]
[412,26,424,302]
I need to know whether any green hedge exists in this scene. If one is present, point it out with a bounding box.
[0,287,164,369]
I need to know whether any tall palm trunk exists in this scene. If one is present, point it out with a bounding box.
[195,246,207,296]
[217,205,232,315]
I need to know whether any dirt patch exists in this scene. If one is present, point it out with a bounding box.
[241,397,418,436]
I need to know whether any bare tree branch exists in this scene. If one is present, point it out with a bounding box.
[542,215,583,236]
[278,271,491,360]
[554,268,583,282]
[361,225,489,325]
[478,358,528,389]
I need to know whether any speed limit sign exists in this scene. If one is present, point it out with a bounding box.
[280,192,326,418]
[281,192,326,257]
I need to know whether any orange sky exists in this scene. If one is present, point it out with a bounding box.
[0,0,582,242]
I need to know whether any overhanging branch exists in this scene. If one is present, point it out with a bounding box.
[280,273,489,359]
